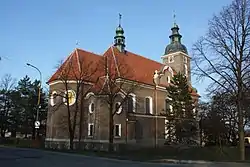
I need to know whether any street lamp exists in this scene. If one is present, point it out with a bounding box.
[26,63,42,136]
[153,70,159,148]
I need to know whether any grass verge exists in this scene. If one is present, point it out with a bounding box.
[1,138,250,163]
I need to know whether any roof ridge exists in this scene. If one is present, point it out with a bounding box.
[126,50,164,65]
[126,49,163,66]
[104,46,163,66]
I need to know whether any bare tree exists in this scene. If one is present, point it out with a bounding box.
[0,74,16,91]
[95,47,139,151]
[192,0,250,160]
[51,50,97,149]
[0,74,16,137]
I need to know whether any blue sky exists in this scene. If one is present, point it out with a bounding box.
[0,0,230,99]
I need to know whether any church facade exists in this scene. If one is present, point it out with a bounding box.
[45,19,199,149]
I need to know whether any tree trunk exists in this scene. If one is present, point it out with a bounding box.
[69,133,74,150]
[109,106,114,152]
[11,130,16,138]
[238,96,245,161]
[1,130,5,138]
[199,118,203,146]
[32,126,36,139]
[78,93,84,149]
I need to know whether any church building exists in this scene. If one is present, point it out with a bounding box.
[45,16,199,149]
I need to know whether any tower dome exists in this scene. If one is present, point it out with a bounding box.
[165,23,188,55]
[114,14,126,52]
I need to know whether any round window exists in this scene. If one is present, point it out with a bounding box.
[89,102,95,113]
[63,90,76,106]
[115,102,122,114]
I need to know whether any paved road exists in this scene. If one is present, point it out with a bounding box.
[0,146,248,167]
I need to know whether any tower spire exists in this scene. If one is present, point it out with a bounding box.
[114,13,126,52]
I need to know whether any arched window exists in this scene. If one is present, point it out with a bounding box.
[183,56,187,63]
[184,64,188,76]
[128,93,136,113]
[169,55,174,63]
[50,91,57,106]
[63,90,76,106]
[165,97,173,115]
[145,96,153,114]
[167,76,171,83]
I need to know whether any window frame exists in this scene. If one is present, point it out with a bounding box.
[167,76,171,83]
[115,102,122,114]
[114,124,122,138]
[183,56,187,63]
[89,102,95,114]
[63,90,76,106]
[165,97,173,115]
[168,55,174,63]
[184,64,188,76]
[88,123,94,137]
[145,96,153,114]
[128,93,136,113]
[50,91,57,106]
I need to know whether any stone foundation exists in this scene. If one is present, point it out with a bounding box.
[45,138,166,152]
[45,140,122,152]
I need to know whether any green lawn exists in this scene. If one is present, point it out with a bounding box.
[46,145,250,163]
[77,146,250,162]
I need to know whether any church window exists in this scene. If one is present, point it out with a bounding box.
[115,102,122,114]
[63,90,76,106]
[165,97,173,115]
[89,102,95,114]
[114,124,121,137]
[50,91,57,106]
[167,76,171,83]
[169,56,174,63]
[184,64,188,76]
[88,123,94,136]
[184,56,187,63]
[145,96,153,114]
[128,94,136,113]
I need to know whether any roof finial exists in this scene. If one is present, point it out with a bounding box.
[119,13,122,27]
[173,10,177,27]
[75,40,80,48]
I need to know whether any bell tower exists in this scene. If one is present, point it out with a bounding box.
[161,22,191,83]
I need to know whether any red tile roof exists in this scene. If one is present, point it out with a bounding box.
[48,49,102,83]
[102,46,163,85]
[48,47,200,97]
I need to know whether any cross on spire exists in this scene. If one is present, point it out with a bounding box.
[173,10,177,26]
[119,13,122,26]
[75,40,80,48]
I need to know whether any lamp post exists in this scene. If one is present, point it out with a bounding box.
[153,70,159,148]
[26,63,42,138]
